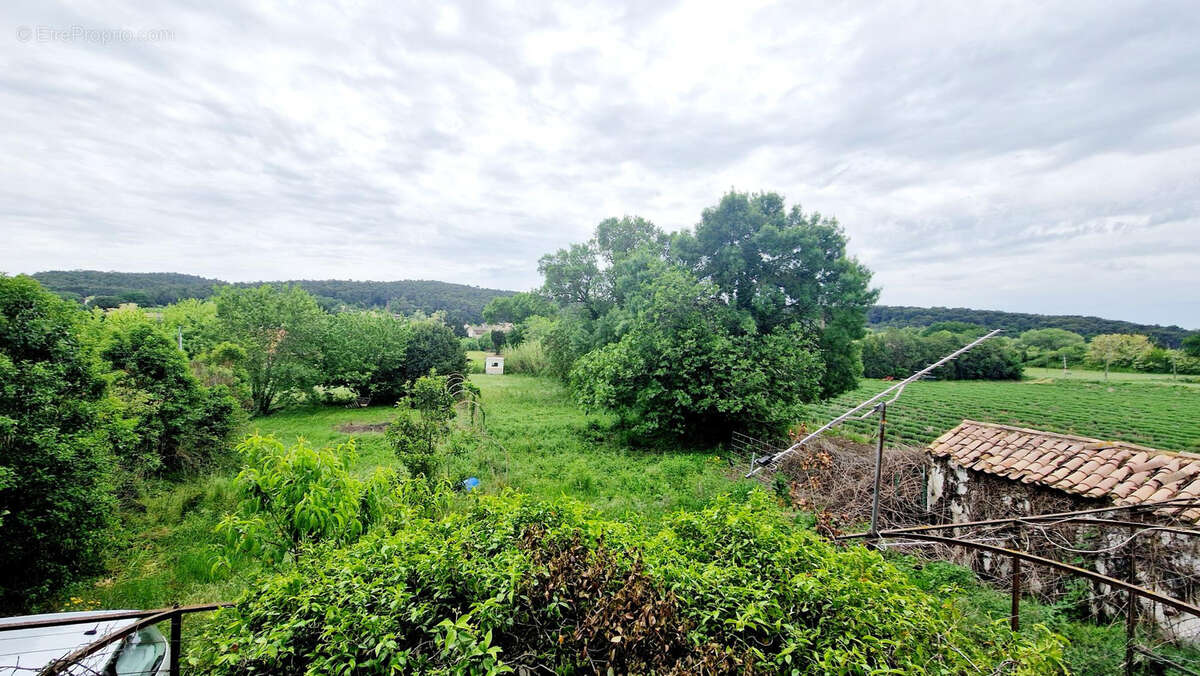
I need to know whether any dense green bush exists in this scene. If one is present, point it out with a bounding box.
[215,435,396,567]
[99,318,241,474]
[320,310,412,403]
[571,269,824,441]
[0,275,120,611]
[197,490,1063,674]
[403,320,469,382]
[386,374,456,478]
[215,285,327,414]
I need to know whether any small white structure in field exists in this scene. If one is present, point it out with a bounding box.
[485,355,504,375]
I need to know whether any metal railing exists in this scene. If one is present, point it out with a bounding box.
[0,602,229,676]
[839,499,1200,675]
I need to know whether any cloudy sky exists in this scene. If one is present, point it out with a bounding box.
[2,1,1198,327]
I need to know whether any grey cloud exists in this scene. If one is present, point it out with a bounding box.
[0,0,1197,326]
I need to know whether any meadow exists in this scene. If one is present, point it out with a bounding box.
[800,374,1200,452]
[59,369,1200,672]
[67,373,750,613]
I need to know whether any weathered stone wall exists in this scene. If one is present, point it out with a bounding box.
[927,456,1200,641]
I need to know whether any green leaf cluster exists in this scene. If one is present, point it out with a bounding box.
[215,434,396,567]
[197,489,1064,674]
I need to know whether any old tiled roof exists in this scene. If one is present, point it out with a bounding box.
[929,421,1200,519]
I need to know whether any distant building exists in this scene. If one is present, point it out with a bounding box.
[485,355,504,375]
[465,323,513,339]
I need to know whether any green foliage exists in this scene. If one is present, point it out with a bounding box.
[482,292,555,324]
[89,294,124,309]
[860,327,1023,380]
[215,434,394,567]
[571,269,824,440]
[1019,328,1086,352]
[1086,333,1154,377]
[320,310,412,403]
[160,299,222,358]
[99,318,241,474]
[0,275,119,611]
[402,320,468,384]
[501,340,551,376]
[489,328,506,353]
[33,271,512,328]
[214,285,327,414]
[1184,334,1200,358]
[197,489,1063,674]
[673,190,879,397]
[386,373,457,477]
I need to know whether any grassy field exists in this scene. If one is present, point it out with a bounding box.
[66,375,749,612]
[1024,366,1200,385]
[800,377,1200,452]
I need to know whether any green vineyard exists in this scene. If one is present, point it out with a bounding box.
[800,378,1200,452]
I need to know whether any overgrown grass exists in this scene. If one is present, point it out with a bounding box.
[501,340,551,376]
[63,375,747,613]
[59,373,1194,673]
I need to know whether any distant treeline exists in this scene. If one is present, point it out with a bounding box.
[869,305,1195,348]
[31,270,513,332]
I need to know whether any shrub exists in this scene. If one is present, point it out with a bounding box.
[386,373,456,478]
[571,269,824,441]
[404,321,468,382]
[100,320,241,474]
[196,490,1064,674]
[501,340,550,376]
[0,275,119,611]
[320,310,412,404]
[214,434,395,567]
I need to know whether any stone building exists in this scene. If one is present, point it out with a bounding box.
[927,420,1200,640]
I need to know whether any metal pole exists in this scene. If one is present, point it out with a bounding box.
[170,607,182,676]
[1126,525,1137,676]
[1125,587,1136,676]
[177,325,183,352]
[747,329,1001,477]
[1011,556,1021,632]
[869,402,886,536]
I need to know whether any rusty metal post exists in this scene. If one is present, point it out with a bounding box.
[169,606,182,676]
[1011,555,1021,632]
[1125,589,1136,676]
[869,402,886,537]
[1126,525,1137,676]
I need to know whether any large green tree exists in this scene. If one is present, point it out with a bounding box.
[401,320,468,383]
[571,268,824,441]
[481,291,556,324]
[320,310,412,403]
[214,285,327,414]
[0,276,119,610]
[672,191,878,397]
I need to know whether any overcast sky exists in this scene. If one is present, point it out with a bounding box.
[2,2,1198,327]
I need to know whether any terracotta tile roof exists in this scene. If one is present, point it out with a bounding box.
[929,421,1200,521]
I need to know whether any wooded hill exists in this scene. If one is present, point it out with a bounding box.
[30,271,1195,346]
[31,270,514,327]
[869,305,1196,348]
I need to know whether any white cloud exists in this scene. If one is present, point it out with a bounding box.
[0,0,1197,326]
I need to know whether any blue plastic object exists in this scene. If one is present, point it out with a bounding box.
[462,477,481,491]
